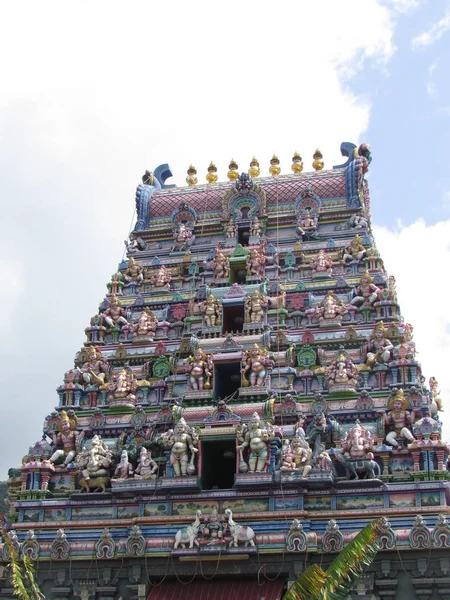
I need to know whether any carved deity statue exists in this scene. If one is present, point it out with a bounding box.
[107,367,137,405]
[50,411,83,466]
[77,435,112,483]
[152,265,171,289]
[381,389,416,447]
[342,234,366,263]
[311,249,333,277]
[225,218,238,239]
[134,447,158,479]
[341,421,374,460]
[162,418,199,476]
[123,257,143,285]
[132,307,158,340]
[79,346,108,388]
[315,291,347,324]
[365,321,394,367]
[237,411,274,472]
[296,208,318,239]
[102,295,128,329]
[349,212,368,230]
[212,251,230,280]
[111,450,133,482]
[246,248,266,278]
[350,271,380,307]
[325,351,359,392]
[429,376,443,412]
[281,438,312,477]
[173,222,194,249]
[245,290,268,324]
[250,216,263,237]
[241,344,272,387]
[202,508,223,544]
[200,294,222,327]
[186,349,213,391]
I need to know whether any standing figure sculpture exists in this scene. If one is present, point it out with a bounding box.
[246,249,266,278]
[79,346,108,389]
[200,294,222,327]
[250,216,263,237]
[241,344,272,387]
[186,349,213,391]
[365,321,394,367]
[381,389,416,447]
[237,412,274,473]
[50,411,83,466]
[212,251,230,281]
[350,271,380,307]
[225,218,237,239]
[245,290,268,324]
[342,234,366,263]
[162,418,199,476]
[311,249,333,277]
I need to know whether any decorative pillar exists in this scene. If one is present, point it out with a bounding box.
[411,450,421,472]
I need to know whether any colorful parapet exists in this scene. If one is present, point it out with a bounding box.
[1,144,450,600]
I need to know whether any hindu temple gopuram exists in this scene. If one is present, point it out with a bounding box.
[2,143,450,600]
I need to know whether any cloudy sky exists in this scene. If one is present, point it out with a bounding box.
[1,0,449,478]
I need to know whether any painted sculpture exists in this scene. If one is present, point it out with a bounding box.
[245,290,268,324]
[311,249,333,277]
[79,346,108,389]
[365,321,394,367]
[173,223,195,250]
[246,248,266,278]
[123,257,143,285]
[132,307,158,340]
[225,218,237,238]
[174,510,202,549]
[162,418,199,476]
[186,349,213,391]
[342,234,366,263]
[237,411,274,472]
[381,389,416,447]
[76,435,112,492]
[212,250,230,280]
[134,447,158,480]
[350,271,380,307]
[334,421,380,479]
[49,411,82,466]
[107,367,137,406]
[225,509,256,548]
[111,450,133,482]
[241,344,272,387]
[325,351,359,393]
[102,295,128,329]
[250,216,263,237]
[200,294,222,327]
[296,208,318,240]
[152,265,171,289]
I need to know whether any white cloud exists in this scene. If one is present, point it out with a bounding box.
[374,219,450,440]
[426,62,438,95]
[412,4,450,47]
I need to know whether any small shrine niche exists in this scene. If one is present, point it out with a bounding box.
[214,361,242,400]
[201,439,236,490]
[222,304,245,334]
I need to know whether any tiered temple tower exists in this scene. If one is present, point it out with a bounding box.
[2,143,450,600]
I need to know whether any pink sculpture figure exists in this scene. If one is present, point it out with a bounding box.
[250,216,263,237]
[225,218,237,239]
[241,344,272,387]
[296,208,318,239]
[325,351,359,392]
[50,411,83,466]
[382,389,416,447]
[102,295,128,329]
[200,294,222,327]
[134,447,158,479]
[79,346,108,389]
[152,265,171,289]
[237,412,274,472]
[245,290,268,324]
[123,257,143,285]
[342,234,366,263]
[111,450,133,482]
[162,418,199,477]
[132,308,158,340]
[173,223,194,249]
[212,251,230,280]
[311,249,333,277]
[246,249,266,278]
[365,322,393,367]
[186,349,213,391]
[341,421,374,460]
[107,367,137,405]
[350,271,380,307]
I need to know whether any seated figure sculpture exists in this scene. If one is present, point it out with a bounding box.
[152,265,171,289]
[325,351,359,392]
[132,307,158,340]
[296,208,318,240]
[245,290,268,324]
[111,450,133,482]
[306,290,347,326]
[162,418,199,476]
[200,294,222,327]
[76,434,112,490]
[246,248,266,278]
[381,389,416,447]
[173,223,194,250]
[79,346,108,389]
[50,411,82,466]
[134,447,158,479]
[350,271,380,307]
[107,367,137,406]
[186,349,213,391]
[241,344,272,387]
[123,257,143,285]
[311,249,333,277]
[342,234,366,263]
[365,321,394,367]
[102,295,128,329]
[212,251,230,281]
[341,421,374,460]
[237,412,274,473]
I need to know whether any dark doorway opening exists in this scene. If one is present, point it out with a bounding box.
[238,226,250,246]
[201,440,236,490]
[230,261,246,284]
[222,304,244,334]
[214,362,241,400]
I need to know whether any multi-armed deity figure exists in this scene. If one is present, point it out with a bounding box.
[296,208,318,240]
[241,344,272,387]
[225,218,237,239]
[162,418,199,476]
[325,351,359,392]
[341,421,374,461]
[102,295,128,329]
[250,216,263,237]
[132,307,158,340]
[381,389,416,447]
[281,437,312,477]
[107,367,137,406]
[342,234,366,263]
[245,290,268,324]
[186,349,213,391]
[111,450,134,482]
[350,271,380,307]
[50,411,83,466]
[79,346,108,389]
[212,251,230,281]
[77,434,112,484]
[200,294,222,327]
[237,412,274,473]
[311,249,333,277]
[123,257,143,286]
[246,248,266,278]
[134,447,158,480]
[365,321,394,367]
[309,290,347,325]
[173,222,195,250]
[152,265,171,289]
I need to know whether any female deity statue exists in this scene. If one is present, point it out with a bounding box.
[250,216,263,237]
[246,248,266,278]
[186,349,213,391]
[212,251,230,280]
[350,271,380,307]
[200,294,222,327]
[107,367,137,405]
[311,249,333,277]
[342,234,366,263]
[50,411,83,466]
[245,290,268,324]
[381,389,416,447]
[134,447,158,479]
[325,351,359,392]
[123,257,143,285]
[225,218,237,239]
[102,295,128,329]
[237,412,274,473]
[241,344,272,387]
[132,307,158,340]
[79,346,108,388]
[365,321,394,367]
[162,418,199,476]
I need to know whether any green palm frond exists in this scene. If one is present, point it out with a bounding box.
[283,564,328,600]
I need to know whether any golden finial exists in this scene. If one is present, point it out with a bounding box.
[186,164,198,186]
[291,152,304,174]
[206,161,218,184]
[269,154,281,178]
[248,157,260,178]
[312,149,324,171]
[227,159,239,182]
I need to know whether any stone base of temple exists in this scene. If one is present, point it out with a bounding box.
[239,386,270,399]
[160,476,201,491]
[184,389,213,401]
[319,318,342,328]
[234,472,273,487]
